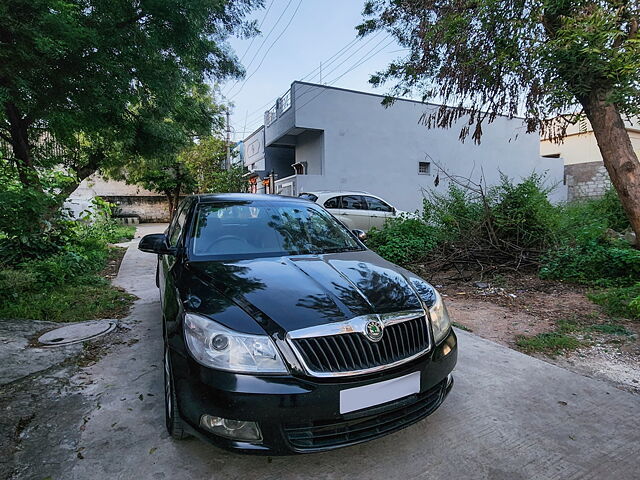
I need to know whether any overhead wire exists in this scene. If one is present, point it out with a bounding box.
[229,0,303,100]
[224,0,296,98]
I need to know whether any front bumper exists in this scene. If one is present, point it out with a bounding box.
[170,329,457,454]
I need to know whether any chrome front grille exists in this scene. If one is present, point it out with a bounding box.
[287,310,431,377]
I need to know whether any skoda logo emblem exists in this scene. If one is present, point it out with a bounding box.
[365,319,384,342]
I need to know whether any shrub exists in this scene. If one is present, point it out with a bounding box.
[491,173,558,249]
[540,242,640,286]
[422,184,484,241]
[366,217,439,265]
[588,283,640,320]
[539,188,637,286]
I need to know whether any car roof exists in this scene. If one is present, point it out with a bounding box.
[190,193,308,203]
[302,190,372,196]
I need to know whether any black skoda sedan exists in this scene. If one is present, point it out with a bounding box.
[139,193,457,454]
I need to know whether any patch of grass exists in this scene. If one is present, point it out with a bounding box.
[0,279,135,322]
[452,321,473,332]
[587,323,631,336]
[0,218,137,323]
[556,318,580,333]
[516,332,583,355]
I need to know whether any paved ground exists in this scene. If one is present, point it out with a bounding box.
[6,224,640,479]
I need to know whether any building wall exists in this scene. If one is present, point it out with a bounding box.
[295,130,324,175]
[65,174,162,219]
[540,123,640,166]
[244,127,266,172]
[289,82,565,212]
[102,195,171,223]
[564,161,612,201]
[268,145,296,178]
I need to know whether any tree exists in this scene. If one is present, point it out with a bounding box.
[0,0,260,199]
[126,156,197,219]
[181,136,248,193]
[359,1,640,240]
[103,85,226,218]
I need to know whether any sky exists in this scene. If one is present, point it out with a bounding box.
[217,0,406,142]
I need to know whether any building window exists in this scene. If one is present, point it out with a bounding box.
[418,161,431,175]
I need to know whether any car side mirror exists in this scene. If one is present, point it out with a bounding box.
[139,233,176,255]
[352,229,367,241]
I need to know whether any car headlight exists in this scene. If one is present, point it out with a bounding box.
[184,313,288,374]
[429,289,452,344]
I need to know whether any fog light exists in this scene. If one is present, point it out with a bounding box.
[200,415,262,442]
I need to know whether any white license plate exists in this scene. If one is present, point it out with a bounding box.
[339,371,421,414]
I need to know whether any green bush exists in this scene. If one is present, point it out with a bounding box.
[491,174,557,249]
[366,217,440,265]
[540,242,640,286]
[588,283,640,320]
[539,188,637,286]
[422,184,484,241]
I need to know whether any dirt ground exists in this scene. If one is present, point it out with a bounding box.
[427,270,640,394]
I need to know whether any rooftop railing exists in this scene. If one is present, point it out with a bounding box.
[264,88,292,127]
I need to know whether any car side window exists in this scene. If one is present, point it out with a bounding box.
[323,196,341,209]
[341,195,366,210]
[168,202,190,247]
[364,196,393,212]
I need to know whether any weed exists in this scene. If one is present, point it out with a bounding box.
[516,332,583,355]
[452,321,473,332]
[588,284,640,320]
[587,323,631,335]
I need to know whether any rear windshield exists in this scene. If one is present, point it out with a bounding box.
[298,193,318,202]
[190,200,362,260]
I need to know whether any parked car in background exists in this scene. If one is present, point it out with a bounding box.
[298,191,406,231]
[139,193,456,455]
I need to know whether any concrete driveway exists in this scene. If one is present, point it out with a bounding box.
[18,224,640,479]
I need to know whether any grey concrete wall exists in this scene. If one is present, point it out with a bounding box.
[267,145,296,179]
[245,127,266,172]
[289,82,566,212]
[564,161,611,201]
[103,196,170,223]
[295,130,324,174]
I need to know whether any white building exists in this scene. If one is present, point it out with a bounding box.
[244,82,566,211]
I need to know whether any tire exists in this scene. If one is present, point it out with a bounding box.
[164,345,190,440]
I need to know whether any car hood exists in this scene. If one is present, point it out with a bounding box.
[184,250,426,334]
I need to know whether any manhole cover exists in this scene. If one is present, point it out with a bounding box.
[38,320,117,347]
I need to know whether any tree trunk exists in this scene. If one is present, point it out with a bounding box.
[167,185,181,221]
[4,102,39,188]
[581,94,640,243]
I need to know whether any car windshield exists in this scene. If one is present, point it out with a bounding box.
[190,200,363,259]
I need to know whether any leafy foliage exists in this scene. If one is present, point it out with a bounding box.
[0,0,259,194]
[181,136,248,194]
[0,212,135,321]
[367,176,638,295]
[540,191,638,286]
[588,284,640,320]
[366,217,439,265]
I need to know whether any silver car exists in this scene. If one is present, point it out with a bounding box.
[298,190,406,231]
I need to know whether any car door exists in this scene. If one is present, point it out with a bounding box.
[161,201,190,324]
[338,195,371,230]
[363,195,395,229]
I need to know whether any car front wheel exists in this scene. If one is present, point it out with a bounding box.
[164,345,190,440]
